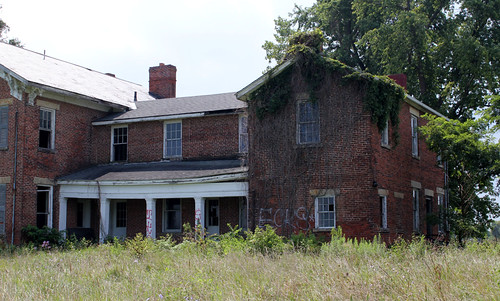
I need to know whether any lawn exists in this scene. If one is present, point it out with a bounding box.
[0,229,499,300]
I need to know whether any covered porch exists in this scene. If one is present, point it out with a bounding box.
[57,160,248,241]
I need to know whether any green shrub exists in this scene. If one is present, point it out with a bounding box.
[21,225,64,247]
[218,224,248,254]
[125,233,154,257]
[290,231,323,253]
[246,225,285,255]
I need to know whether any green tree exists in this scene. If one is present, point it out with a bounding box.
[0,5,21,46]
[420,115,500,245]
[263,0,499,120]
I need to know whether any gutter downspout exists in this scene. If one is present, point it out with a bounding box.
[11,111,18,245]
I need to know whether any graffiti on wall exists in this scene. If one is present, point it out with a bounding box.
[258,207,315,231]
[146,209,153,238]
[195,208,202,225]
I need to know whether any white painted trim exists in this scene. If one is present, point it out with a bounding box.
[92,113,205,126]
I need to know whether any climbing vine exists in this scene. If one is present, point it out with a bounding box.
[249,30,405,138]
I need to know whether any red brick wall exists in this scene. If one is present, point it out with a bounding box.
[371,102,445,242]
[126,199,146,237]
[0,77,108,243]
[92,114,240,163]
[247,66,445,242]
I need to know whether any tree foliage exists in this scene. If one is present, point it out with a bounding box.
[420,115,500,244]
[263,0,499,120]
[0,5,21,46]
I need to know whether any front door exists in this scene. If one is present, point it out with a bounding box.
[111,201,127,238]
[206,199,219,235]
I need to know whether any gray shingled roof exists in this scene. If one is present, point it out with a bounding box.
[57,160,247,182]
[94,92,247,123]
[0,42,154,109]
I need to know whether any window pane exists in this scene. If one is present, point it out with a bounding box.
[116,202,127,228]
[298,102,319,144]
[165,122,182,157]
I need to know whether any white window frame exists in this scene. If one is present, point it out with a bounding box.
[413,188,420,232]
[162,199,182,232]
[39,108,55,150]
[411,114,418,157]
[239,115,248,153]
[380,195,388,229]
[297,101,320,145]
[315,196,335,229]
[164,120,182,158]
[36,185,53,228]
[0,106,8,149]
[111,125,128,162]
[381,119,389,147]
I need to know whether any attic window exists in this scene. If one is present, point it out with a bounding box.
[297,101,320,144]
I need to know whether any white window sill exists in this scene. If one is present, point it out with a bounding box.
[313,228,333,233]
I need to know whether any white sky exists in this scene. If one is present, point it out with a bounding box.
[0,0,315,97]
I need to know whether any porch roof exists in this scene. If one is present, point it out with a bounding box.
[57,160,247,184]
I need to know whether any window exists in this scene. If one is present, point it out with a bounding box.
[39,108,55,149]
[411,115,418,157]
[297,101,320,144]
[315,196,335,229]
[116,202,127,228]
[163,199,181,232]
[112,126,128,162]
[0,184,5,235]
[437,194,444,233]
[381,119,389,146]
[0,106,8,149]
[36,186,52,228]
[413,189,420,232]
[239,115,248,153]
[164,121,182,158]
[380,195,388,229]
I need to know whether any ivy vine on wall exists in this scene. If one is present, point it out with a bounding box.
[249,30,405,141]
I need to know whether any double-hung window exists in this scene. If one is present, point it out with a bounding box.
[239,115,248,153]
[164,121,182,158]
[39,108,55,149]
[297,101,320,144]
[315,196,335,229]
[0,106,8,149]
[163,199,181,232]
[381,119,389,146]
[413,188,420,232]
[411,115,418,157]
[36,186,52,228]
[437,194,444,233]
[112,126,128,162]
[380,195,388,229]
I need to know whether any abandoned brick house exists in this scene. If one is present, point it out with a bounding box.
[0,41,446,244]
[0,42,248,244]
[236,56,446,242]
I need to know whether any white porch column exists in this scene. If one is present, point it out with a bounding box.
[194,197,205,230]
[58,196,67,238]
[99,198,110,243]
[145,198,156,239]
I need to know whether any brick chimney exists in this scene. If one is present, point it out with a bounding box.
[149,63,176,99]
[388,73,407,90]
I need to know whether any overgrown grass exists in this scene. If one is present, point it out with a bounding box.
[1,227,499,300]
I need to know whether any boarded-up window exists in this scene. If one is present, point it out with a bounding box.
[0,106,8,149]
[0,184,6,235]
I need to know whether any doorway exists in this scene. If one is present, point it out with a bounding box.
[206,199,219,235]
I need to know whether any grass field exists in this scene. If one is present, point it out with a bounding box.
[0,229,499,300]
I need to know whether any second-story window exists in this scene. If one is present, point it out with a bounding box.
[112,126,128,162]
[381,119,389,147]
[297,101,320,145]
[0,106,8,149]
[164,121,182,158]
[411,115,418,157]
[39,108,55,150]
[239,115,248,153]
